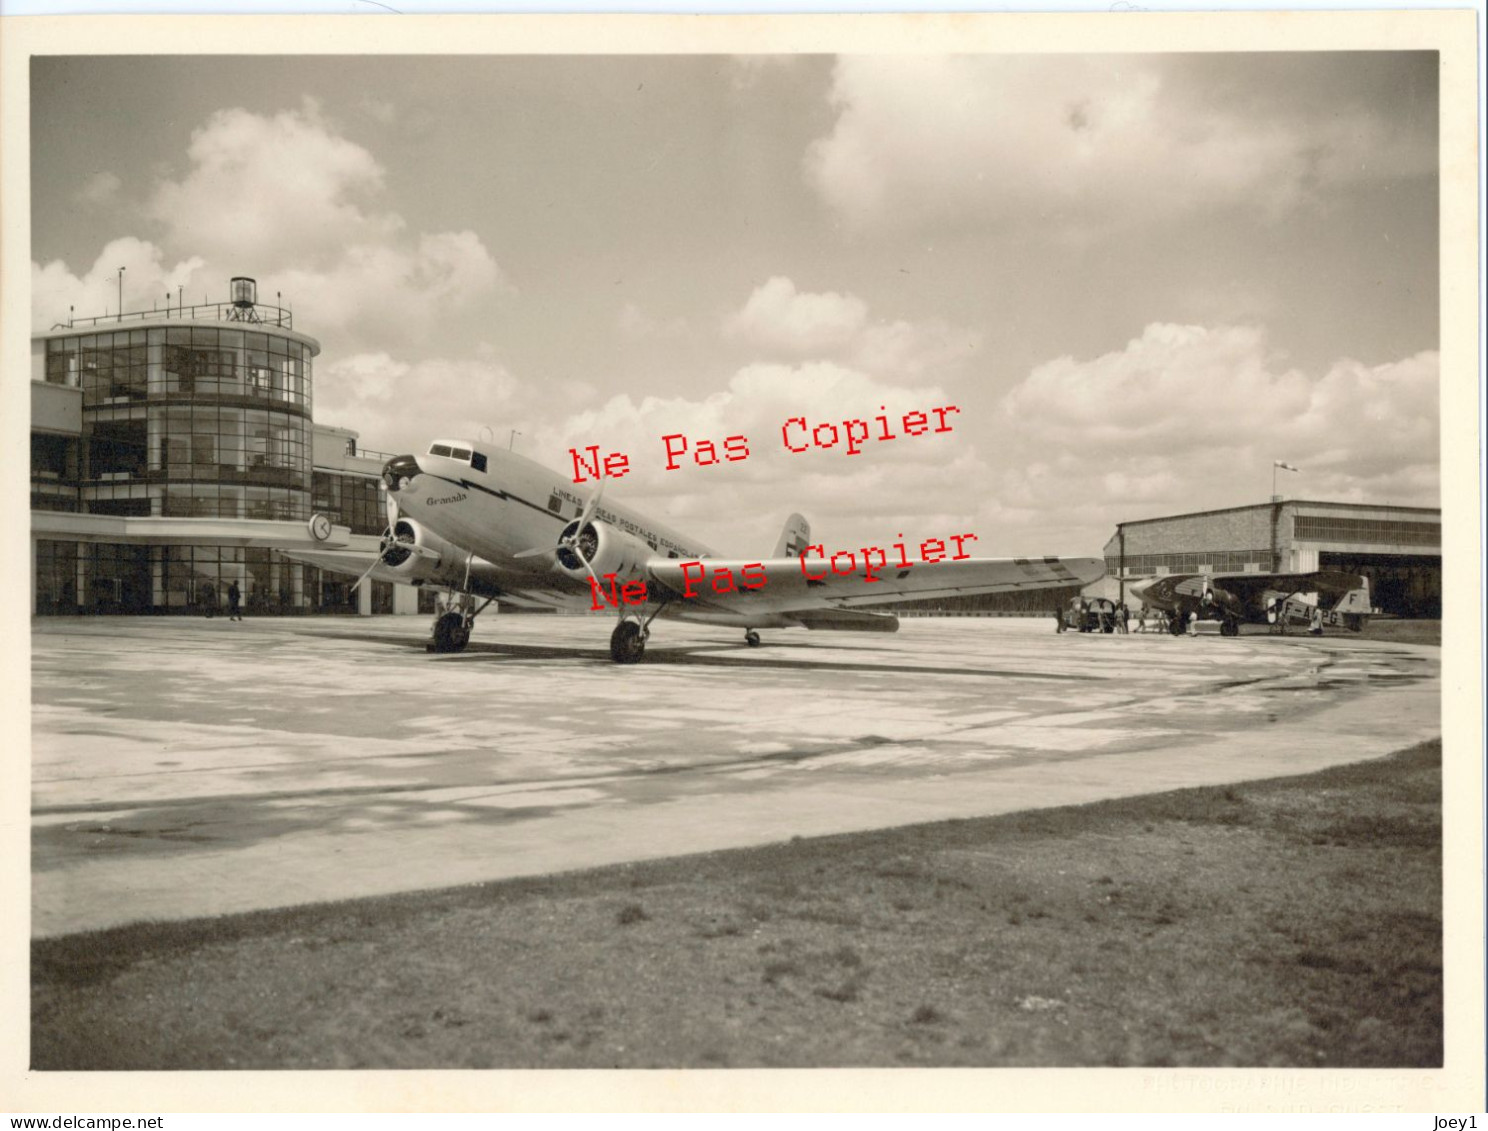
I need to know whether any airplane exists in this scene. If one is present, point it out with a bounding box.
[282,438,1105,662]
[1130,570,1374,637]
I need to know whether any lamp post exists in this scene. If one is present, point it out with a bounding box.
[116,266,124,321]
[508,430,521,451]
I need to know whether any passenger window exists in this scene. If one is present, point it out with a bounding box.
[471,452,488,473]
[450,447,472,461]
[430,444,452,457]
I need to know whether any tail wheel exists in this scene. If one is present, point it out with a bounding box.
[610,620,647,664]
[745,630,761,647]
[430,611,471,654]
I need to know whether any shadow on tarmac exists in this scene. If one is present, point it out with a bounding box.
[332,632,1108,683]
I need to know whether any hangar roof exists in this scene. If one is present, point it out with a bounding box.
[1112,499,1440,530]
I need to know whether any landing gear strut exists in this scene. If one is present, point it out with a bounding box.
[431,610,472,653]
[610,618,648,664]
[426,591,491,654]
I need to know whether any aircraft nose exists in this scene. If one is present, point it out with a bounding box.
[382,453,421,494]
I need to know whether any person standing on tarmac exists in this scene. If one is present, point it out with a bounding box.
[227,580,242,622]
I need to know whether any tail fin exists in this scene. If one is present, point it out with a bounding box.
[1330,576,1373,615]
[773,513,811,559]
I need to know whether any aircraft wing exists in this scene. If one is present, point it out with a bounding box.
[1215,570,1365,601]
[272,545,569,610]
[1139,570,1363,605]
[646,554,1104,619]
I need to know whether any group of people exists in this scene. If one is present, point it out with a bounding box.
[1054,598,1135,634]
[201,580,245,621]
[1054,599,1199,636]
[1133,604,1179,634]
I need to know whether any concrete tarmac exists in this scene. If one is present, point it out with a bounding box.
[30,614,1439,938]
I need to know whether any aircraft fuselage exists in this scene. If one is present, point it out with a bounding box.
[383,440,714,581]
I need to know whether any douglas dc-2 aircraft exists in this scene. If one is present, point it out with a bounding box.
[282,439,1104,662]
[1131,570,1373,637]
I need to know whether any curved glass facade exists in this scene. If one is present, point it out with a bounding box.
[45,324,314,520]
[30,303,415,617]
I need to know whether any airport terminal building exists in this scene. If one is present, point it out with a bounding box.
[29,278,420,617]
[1098,500,1442,617]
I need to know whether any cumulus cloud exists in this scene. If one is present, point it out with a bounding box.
[36,100,507,355]
[724,276,981,380]
[725,276,868,353]
[525,359,984,555]
[988,322,1439,543]
[149,98,397,271]
[32,237,205,329]
[805,56,1435,233]
[855,317,982,380]
[276,230,505,345]
[316,352,525,458]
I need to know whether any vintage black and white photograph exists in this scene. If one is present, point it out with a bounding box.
[6,9,1480,1114]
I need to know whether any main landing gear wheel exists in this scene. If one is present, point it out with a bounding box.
[1220,617,1240,637]
[429,611,471,654]
[610,619,647,664]
[745,630,761,647]
[1169,615,1188,637]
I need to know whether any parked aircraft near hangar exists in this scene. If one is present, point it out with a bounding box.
[1131,570,1374,637]
[281,439,1104,662]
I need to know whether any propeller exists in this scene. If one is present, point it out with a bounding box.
[516,478,608,578]
[350,493,407,593]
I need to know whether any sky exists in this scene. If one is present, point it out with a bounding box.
[30,51,1442,558]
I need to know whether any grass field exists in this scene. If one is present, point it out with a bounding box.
[33,739,1441,1070]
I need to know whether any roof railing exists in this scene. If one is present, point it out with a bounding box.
[51,299,294,332]
[343,442,400,463]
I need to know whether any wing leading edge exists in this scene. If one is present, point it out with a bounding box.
[273,545,570,610]
[646,554,1105,619]
[1138,570,1366,609]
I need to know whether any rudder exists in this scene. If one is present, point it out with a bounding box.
[773,513,811,559]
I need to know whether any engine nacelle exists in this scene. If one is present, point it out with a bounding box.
[554,520,654,586]
[377,518,464,588]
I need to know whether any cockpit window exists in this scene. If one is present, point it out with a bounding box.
[430,444,452,457]
[471,451,488,473]
[450,447,472,461]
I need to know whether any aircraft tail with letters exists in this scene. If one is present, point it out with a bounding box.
[772,513,811,559]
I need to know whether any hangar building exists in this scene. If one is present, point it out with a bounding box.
[29,278,421,617]
[1099,500,1441,617]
